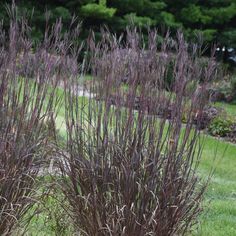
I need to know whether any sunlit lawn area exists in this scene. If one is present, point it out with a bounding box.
[196,135,236,235]
[214,101,236,117]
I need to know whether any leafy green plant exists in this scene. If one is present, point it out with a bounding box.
[80,3,116,19]
[208,116,233,137]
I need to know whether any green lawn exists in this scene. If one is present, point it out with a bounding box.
[195,135,236,235]
[214,101,236,117]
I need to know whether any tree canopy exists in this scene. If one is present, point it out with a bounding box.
[1,0,236,46]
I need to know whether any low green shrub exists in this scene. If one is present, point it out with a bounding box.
[208,116,233,137]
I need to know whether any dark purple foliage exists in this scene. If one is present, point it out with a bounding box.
[0,7,79,234]
[58,29,217,235]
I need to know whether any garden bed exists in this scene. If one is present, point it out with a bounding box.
[96,89,236,144]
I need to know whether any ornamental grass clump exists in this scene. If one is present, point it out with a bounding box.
[0,7,80,234]
[58,29,217,235]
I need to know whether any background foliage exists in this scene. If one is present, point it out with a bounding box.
[1,0,236,46]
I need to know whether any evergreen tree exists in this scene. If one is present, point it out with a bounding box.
[0,0,235,47]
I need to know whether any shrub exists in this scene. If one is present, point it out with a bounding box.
[208,116,233,137]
